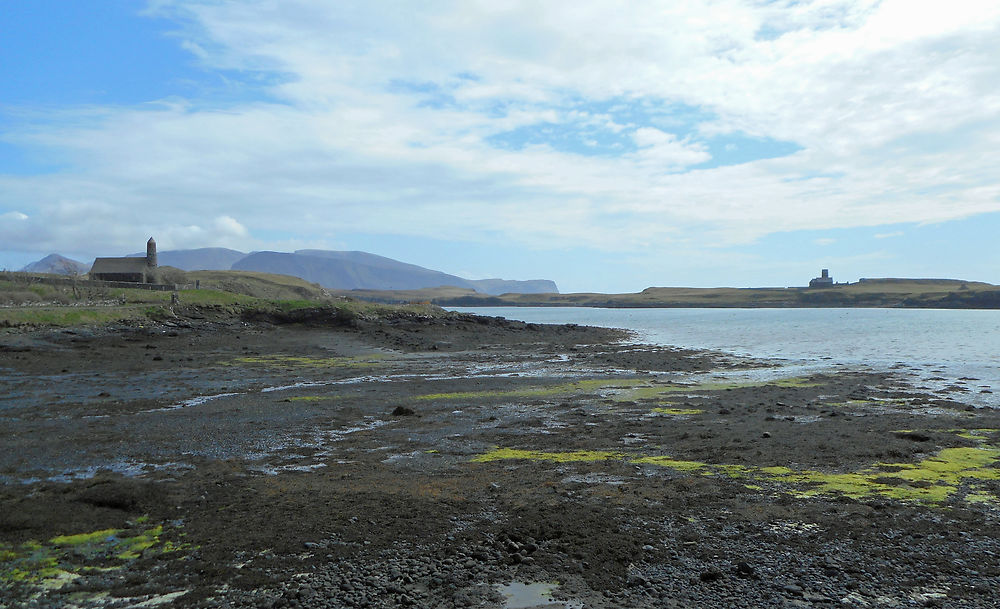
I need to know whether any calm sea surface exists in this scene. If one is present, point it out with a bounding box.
[451,307,1000,407]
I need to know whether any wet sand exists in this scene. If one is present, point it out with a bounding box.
[2,311,1000,608]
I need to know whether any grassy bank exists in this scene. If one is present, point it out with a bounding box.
[0,270,445,329]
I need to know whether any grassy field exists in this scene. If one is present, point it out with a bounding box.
[0,270,445,329]
[334,278,1000,309]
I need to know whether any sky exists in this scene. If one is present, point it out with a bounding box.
[2,0,999,292]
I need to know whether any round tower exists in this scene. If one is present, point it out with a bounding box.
[146,237,158,268]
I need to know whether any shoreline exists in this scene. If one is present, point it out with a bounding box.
[3,312,1000,607]
[331,279,1000,310]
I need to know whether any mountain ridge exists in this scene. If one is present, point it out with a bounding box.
[23,248,558,295]
[18,254,89,275]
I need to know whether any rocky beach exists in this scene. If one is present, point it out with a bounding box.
[3,308,1000,608]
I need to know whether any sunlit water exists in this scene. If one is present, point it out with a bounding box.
[451,307,1000,407]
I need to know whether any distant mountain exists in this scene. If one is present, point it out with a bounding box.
[19,254,89,275]
[233,250,470,291]
[127,247,247,271]
[235,249,558,294]
[106,245,558,294]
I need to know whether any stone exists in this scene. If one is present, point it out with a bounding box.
[782,584,804,596]
[734,561,756,577]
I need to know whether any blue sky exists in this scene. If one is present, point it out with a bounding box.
[2,1,999,292]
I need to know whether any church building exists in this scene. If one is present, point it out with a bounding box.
[89,237,158,283]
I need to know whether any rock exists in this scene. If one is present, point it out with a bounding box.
[894,431,931,442]
[627,572,648,587]
[762,432,772,438]
[734,561,756,578]
[782,584,804,596]
[391,406,415,416]
[699,567,724,582]
[913,592,948,606]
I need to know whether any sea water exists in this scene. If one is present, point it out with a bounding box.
[450,307,1000,407]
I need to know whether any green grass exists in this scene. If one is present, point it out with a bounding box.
[0,270,451,329]
[0,307,147,327]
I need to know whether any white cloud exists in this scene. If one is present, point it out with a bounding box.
[631,128,711,169]
[214,215,248,238]
[2,0,999,265]
[874,231,904,239]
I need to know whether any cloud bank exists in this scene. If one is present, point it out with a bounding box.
[2,0,999,279]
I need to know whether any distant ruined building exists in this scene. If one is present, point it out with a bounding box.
[809,268,834,288]
[89,237,158,283]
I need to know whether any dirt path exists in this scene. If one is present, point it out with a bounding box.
[2,314,1000,608]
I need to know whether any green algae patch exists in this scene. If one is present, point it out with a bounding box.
[471,448,623,463]
[225,354,384,369]
[701,446,1000,504]
[283,395,342,403]
[415,379,634,402]
[50,529,119,547]
[965,492,999,504]
[416,375,822,404]
[631,456,708,472]
[951,428,999,440]
[115,525,164,560]
[651,407,704,416]
[473,429,1000,506]
[610,376,821,402]
[2,521,187,591]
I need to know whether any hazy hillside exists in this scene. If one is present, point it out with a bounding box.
[19,254,89,275]
[291,249,474,290]
[235,250,559,294]
[232,251,444,291]
[127,247,247,271]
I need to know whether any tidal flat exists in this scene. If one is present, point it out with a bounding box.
[2,311,1000,608]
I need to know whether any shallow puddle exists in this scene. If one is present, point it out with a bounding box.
[496,581,582,609]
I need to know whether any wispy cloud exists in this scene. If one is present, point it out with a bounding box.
[2,0,999,272]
